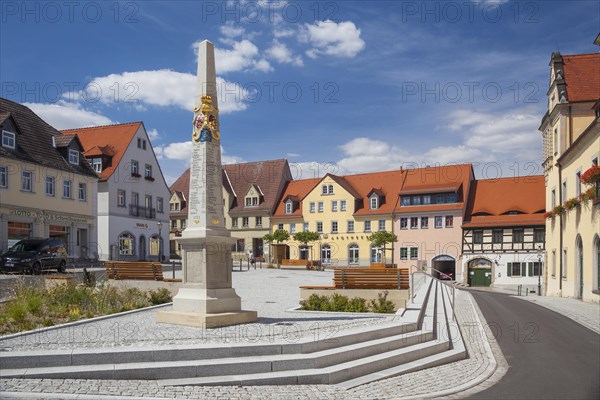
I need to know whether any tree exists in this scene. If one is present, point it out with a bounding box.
[263,229,290,265]
[293,231,320,265]
[368,230,398,265]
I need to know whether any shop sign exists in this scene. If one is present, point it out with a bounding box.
[8,208,89,224]
[135,223,149,230]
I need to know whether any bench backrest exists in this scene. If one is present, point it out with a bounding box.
[333,268,409,289]
[105,261,164,281]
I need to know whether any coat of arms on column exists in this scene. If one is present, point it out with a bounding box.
[192,95,220,143]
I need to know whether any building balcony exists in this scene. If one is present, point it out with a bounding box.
[129,204,156,219]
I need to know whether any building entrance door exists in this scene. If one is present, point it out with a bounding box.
[468,258,493,287]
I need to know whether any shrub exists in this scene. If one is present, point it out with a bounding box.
[300,293,331,311]
[330,293,349,312]
[346,297,369,312]
[370,291,396,313]
[147,288,173,305]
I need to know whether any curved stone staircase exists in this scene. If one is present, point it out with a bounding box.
[0,277,466,388]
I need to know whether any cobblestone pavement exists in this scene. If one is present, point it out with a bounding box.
[1,271,502,399]
[514,294,600,334]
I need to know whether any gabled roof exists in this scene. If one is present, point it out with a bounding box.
[328,174,362,199]
[397,164,474,213]
[168,159,291,218]
[62,122,142,181]
[224,159,291,214]
[0,98,97,178]
[272,178,321,218]
[169,168,190,217]
[561,53,600,103]
[463,176,545,228]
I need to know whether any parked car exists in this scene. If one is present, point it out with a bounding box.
[0,238,67,274]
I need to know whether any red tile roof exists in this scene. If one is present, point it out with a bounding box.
[562,53,600,102]
[463,176,545,228]
[272,164,475,218]
[62,122,142,181]
[169,159,291,218]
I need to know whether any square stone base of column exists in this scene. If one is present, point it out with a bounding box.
[156,310,258,328]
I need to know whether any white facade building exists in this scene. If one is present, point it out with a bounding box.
[63,122,170,261]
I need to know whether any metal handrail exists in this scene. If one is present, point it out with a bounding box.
[410,266,456,321]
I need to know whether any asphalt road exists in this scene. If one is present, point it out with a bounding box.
[466,290,600,400]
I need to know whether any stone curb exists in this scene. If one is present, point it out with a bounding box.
[0,303,172,342]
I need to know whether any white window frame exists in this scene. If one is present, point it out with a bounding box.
[131,160,139,175]
[256,216,262,227]
[21,170,32,192]
[378,220,386,231]
[117,190,126,207]
[45,176,55,196]
[410,247,418,260]
[347,220,354,233]
[400,247,408,260]
[285,201,293,214]
[318,202,324,213]
[445,215,454,228]
[242,217,249,228]
[145,164,152,178]
[435,216,443,229]
[340,200,347,211]
[309,202,315,213]
[78,182,87,201]
[400,218,408,229]
[370,195,379,210]
[328,185,334,194]
[68,149,79,165]
[575,169,582,196]
[290,223,296,234]
[2,131,15,149]
[303,222,309,232]
[316,221,323,233]
[421,216,428,229]
[410,217,419,229]
[63,179,72,198]
[331,221,338,233]
[332,201,338,212]
[0,165,7,188]
[322,185,328,194]
[157,197,163,213]
[364,220,371,232]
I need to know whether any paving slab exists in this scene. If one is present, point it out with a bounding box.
[1,270,502,399]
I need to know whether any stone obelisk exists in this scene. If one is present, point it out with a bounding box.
[157,40,257,327]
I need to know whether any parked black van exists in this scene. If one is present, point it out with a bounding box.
[0,238,68,274]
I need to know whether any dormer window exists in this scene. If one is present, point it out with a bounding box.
[2,131,15,149]
[285,201,293,214]
[68,149,79,165]
[91,158,102,173]
[370,195,379,210]
[245,196,259,207]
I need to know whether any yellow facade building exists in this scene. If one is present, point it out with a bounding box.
[0,99,98,258]
[540,51,600,302]
[271,170,404,267]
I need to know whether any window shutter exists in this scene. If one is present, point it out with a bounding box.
[528,263,533,277]
[507,263,512,276]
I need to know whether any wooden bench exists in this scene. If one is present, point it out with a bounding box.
[282,259,309,267]
[300,267,409,290]
[105,261,164,281]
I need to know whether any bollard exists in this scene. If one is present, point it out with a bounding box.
[247,259,250,270]
[239,259,242,271]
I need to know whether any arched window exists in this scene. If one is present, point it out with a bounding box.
[322,185,328,194]
[328,185,334,194]
[119,232,135,256]
[321,244,331,263]
[348,244,359,264]
[150,234,161,258]
[594,235,600,291]
[371,246,382,262]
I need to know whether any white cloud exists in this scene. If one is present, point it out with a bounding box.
[336,138,410,174]
[147,128,159,141]
[219,22,245,38]
[266,41,303,66]
[302,20,365,59]
[64,70,248,114]
[213,40,273,74]
[24,101,113,130]
[155,141,192,162]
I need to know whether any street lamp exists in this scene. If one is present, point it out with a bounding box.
[537,245,543,296]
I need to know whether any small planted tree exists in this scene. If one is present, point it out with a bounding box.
[368,230,398,265]
[293,230,320,268]
[263,229,290,267]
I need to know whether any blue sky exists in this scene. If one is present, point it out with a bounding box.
[1,0,598,184]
